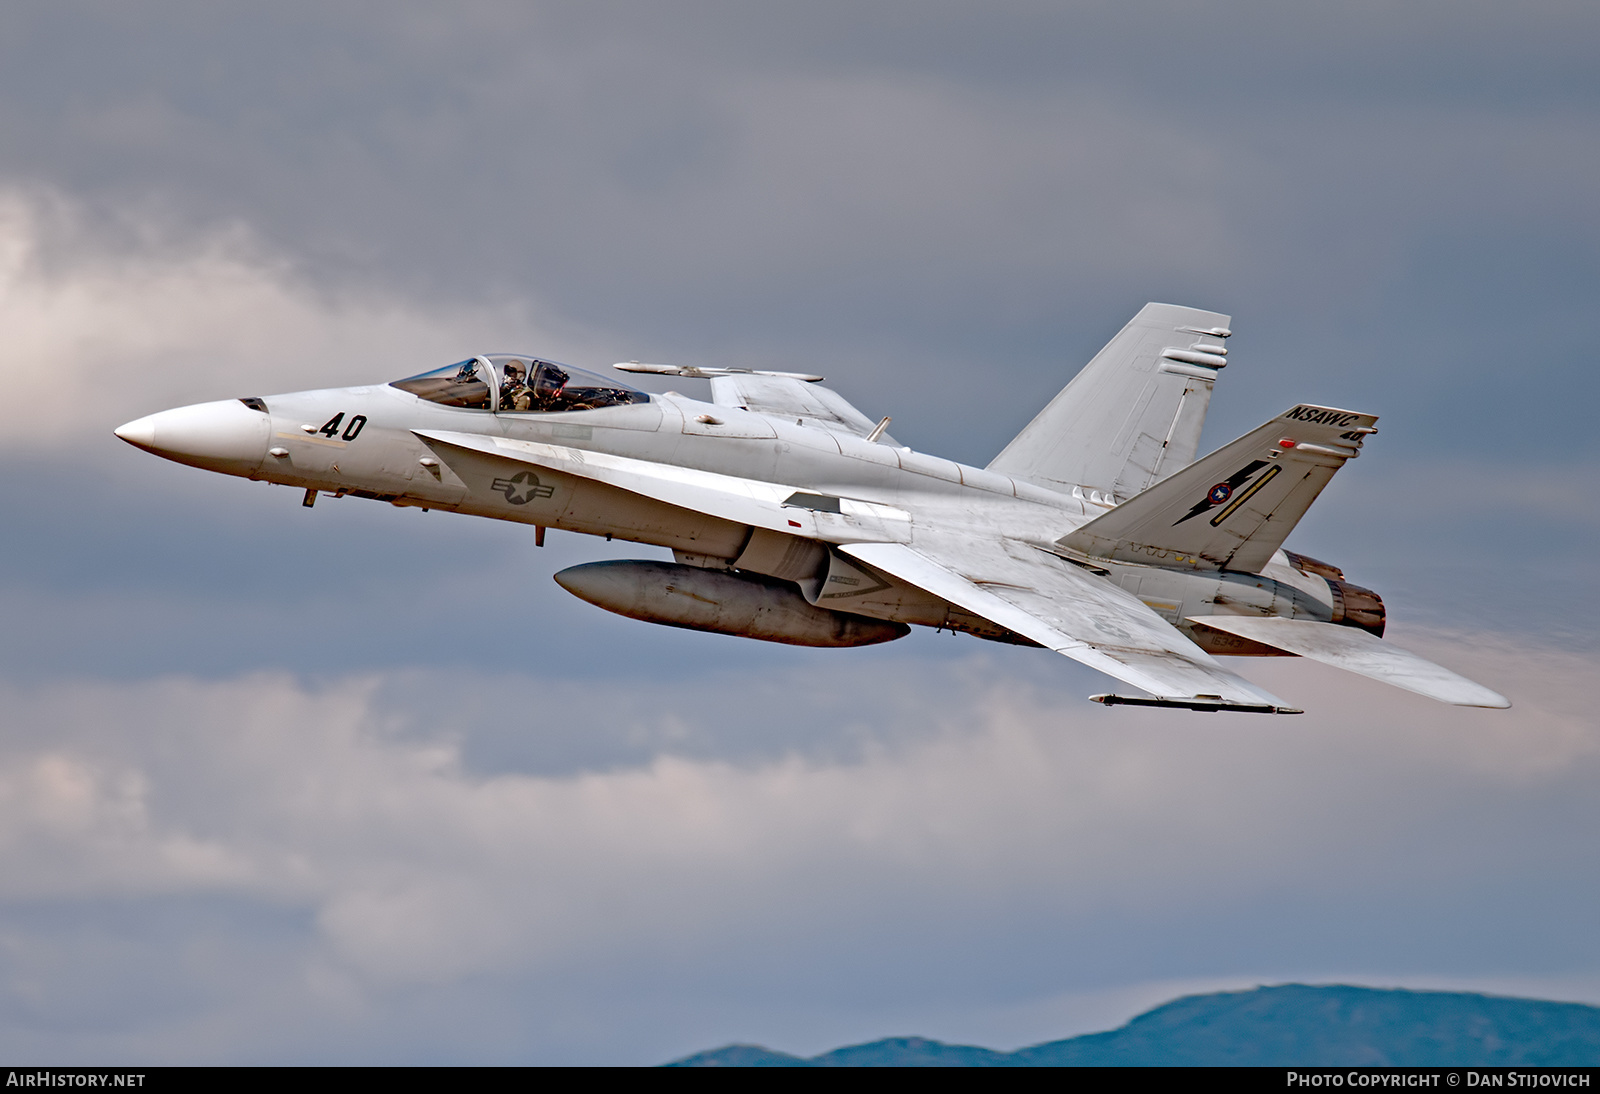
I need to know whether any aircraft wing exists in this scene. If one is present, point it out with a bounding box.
[841,538,1300,713]
[413,429,912,544]
[708,375,897,445]
[1186,616,1510,707]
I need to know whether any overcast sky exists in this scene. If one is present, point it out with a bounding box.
[0,1,1597,1064]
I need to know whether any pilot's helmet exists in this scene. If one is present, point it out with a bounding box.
[504,360,526,379]
[533,362,569,393]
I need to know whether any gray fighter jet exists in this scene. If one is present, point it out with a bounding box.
[114,304,1508,713]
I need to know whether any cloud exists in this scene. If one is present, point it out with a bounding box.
[0,629,1594,1061]
[0,189,610,453]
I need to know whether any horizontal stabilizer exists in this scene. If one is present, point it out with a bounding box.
[1186,616,1510,708]
[1058,404,1378,573]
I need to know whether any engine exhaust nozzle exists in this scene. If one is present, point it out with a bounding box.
[1329,578,1386,637]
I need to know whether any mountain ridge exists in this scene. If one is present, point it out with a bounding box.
[664,984,1600,1067]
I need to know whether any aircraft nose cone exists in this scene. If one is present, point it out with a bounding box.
[113,399,272,475]
[113,416,158,448]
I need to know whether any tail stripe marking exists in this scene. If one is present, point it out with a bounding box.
[1209,464,1280,526]
[1172,460,1268,526]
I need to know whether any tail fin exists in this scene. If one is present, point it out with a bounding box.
[987,303,1232,499]
[1057,404,1379,574]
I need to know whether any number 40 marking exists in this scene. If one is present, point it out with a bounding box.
[317,413,367,441]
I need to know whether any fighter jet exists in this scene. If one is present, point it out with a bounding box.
[113,304,1507,713]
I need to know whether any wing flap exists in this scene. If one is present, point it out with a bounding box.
[1186,616,1510,708]
[842,540,1297,711]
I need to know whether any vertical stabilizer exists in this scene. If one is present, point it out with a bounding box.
[986,303,1231,499]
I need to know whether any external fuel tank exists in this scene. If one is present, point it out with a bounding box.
[553,560,910,647]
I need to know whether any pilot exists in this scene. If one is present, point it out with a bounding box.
[500,361,533,412]
[529,361,571,411]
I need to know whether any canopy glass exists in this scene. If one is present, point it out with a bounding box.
[391,355,650,412]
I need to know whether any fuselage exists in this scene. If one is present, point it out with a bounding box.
[116,366,1381,653]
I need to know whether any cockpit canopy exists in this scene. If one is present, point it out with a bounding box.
[390,355,650,413]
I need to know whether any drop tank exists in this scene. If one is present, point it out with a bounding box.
[554,560,909,647]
